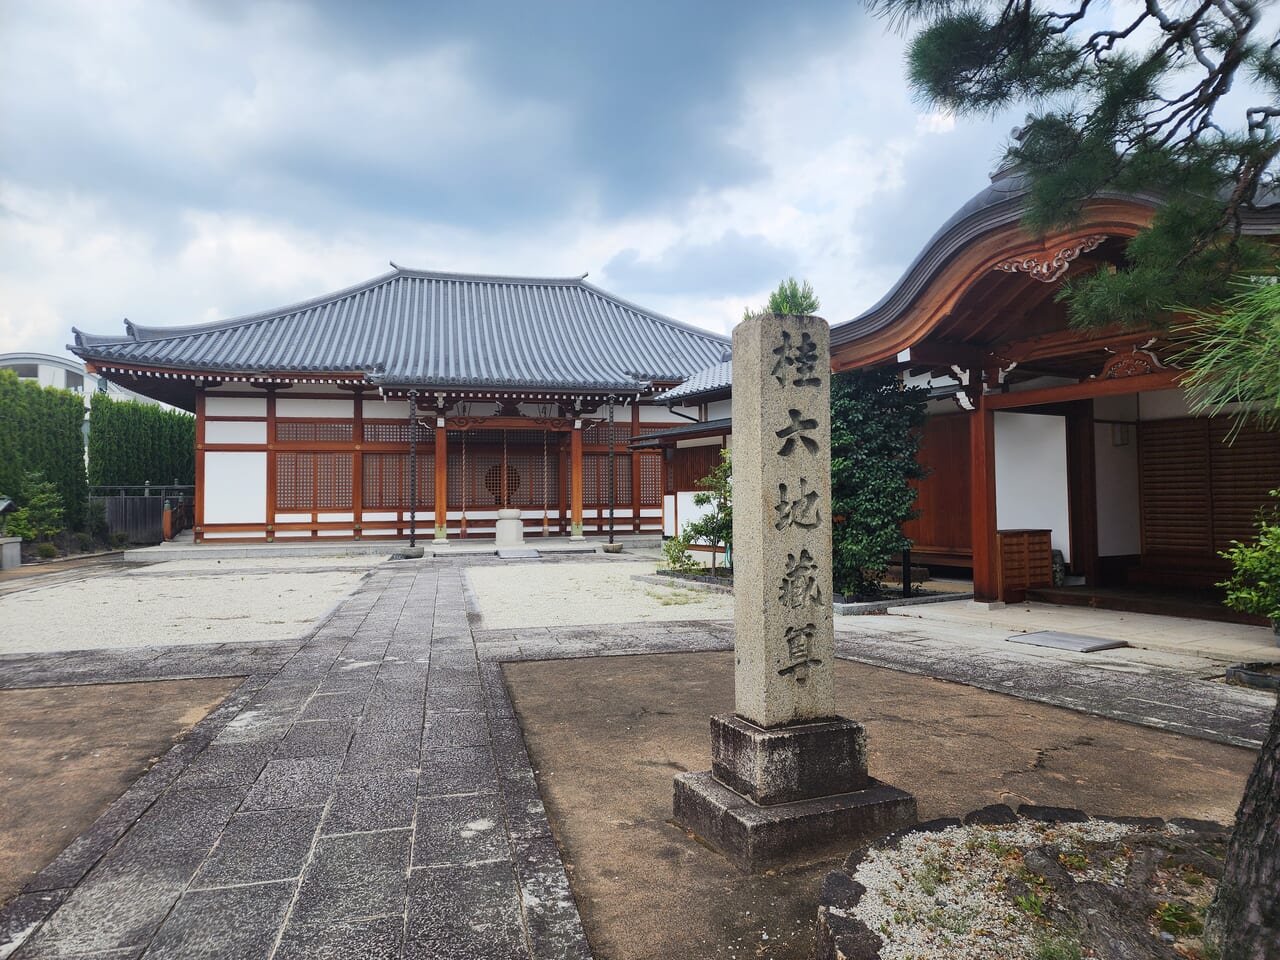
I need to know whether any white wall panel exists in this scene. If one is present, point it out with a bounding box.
[1094,422,1141,556]
[206,421,267,444]
[994,412,1071,561]
[277,398,354,418]
[206,397,266,417]
[706,399,732,419]
[274,513,312,523]
[203,452,267,524]
[363,399,411,419]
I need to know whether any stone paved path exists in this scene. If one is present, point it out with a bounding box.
[3,559,590,960]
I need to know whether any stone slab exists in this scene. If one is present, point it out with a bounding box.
[709,713,869,805]
[673,770,916,872]
[1007,631,1128,653]
[496,549,540,559]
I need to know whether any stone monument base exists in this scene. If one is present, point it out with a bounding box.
[673,714,917,871]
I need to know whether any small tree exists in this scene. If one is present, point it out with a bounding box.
[681,449,733,576]
[9,472,65,542]
[744,277,821,321]
[830,369,928,598]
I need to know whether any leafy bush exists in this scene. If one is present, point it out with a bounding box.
[0,370,87,529]
[680,449,732,575]
[88,392,195,486]
[7,472,66,542]
[830,369,928,598]
[35,542,58,560]
[661,533,699,573]
[1219,490,1280,622]
[75,531,93,552]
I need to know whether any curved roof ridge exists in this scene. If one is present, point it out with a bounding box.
[577,278,730,344]
[393,265,589,286]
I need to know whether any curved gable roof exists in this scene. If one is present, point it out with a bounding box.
[831,170,1280,351]
[71,267,730,393]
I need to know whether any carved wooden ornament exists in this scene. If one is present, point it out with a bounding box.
[994,235,1107,283]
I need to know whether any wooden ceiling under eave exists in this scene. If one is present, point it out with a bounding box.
[899,239,1179,383]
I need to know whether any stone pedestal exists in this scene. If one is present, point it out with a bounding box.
[494,508,525,547]
[0,537,20,570]
[673,312,916,871]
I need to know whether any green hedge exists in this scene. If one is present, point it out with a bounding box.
[87,393,195,487]
[0,369,88,529]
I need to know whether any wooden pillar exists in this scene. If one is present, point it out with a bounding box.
[558,437,569,536]
[570,420,584,539]
[351,389,363,539]
[265,389,277,541]
[970,400,998,602]
[1065,401,1098,585]
[631,403,641,532]
[434,418,448,542]
[194,387,205,543]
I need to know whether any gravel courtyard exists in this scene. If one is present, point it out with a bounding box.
[0,556,383,655]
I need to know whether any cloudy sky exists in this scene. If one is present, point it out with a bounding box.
[1,0,1021,357]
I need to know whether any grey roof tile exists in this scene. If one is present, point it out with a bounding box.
[71,267,729,393]
[653,359,733,403]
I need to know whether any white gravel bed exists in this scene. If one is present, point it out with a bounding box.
[467,560,734,629]
[851,819,1166,960]
[124,555,387,574]
[0,563,371,654]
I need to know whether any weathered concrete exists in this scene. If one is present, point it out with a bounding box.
[709,713,870,805]
[731,312,834,727]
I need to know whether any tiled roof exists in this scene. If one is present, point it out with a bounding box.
[653,359,732,403]
[71,267,730,393]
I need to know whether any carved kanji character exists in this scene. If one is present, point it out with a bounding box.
[776,409,819,456]
[774,479,821,530]
[771,331,821,387]
[778,622,821,682]
[778,549,821,608]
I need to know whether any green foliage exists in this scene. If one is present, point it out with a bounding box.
[1014,890,1047,918]
[0,370,87,530]
[874,0,1280,328]
[1218,490,1280,621]
[681,449,733,575]
[830,369,928,597]
[87,393,195,486]
[1034,935,1083,960]
[1181,280,1280,434]
[35,542,58,560]
[8,472,66,542]
[744,277,821,321]
[1153,901,1204,937]
[661,533,700,574]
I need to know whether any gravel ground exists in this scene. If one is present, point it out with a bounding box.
[467,560,734,629]
[0,558,379,655]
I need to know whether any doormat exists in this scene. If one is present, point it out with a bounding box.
[1007,631,1128,653]
[496,549,541,559]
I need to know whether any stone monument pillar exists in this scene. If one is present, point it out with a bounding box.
[673,313,916,871]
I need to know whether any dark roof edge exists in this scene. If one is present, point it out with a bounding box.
[629,417,732,447]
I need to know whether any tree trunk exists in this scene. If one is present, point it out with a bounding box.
[1207,693,1280,959]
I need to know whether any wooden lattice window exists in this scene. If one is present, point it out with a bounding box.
[583,454,632,506]
[363,422,414,444]
[639,453,663,507]
[362,453,433,509]
[276,452,352,511]
[276,421,353,443]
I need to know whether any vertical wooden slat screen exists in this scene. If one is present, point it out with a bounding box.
[1139,419,1212,556]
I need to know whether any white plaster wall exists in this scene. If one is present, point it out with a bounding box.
[994,412,1071,561]
[641,403,698,422]
[277,398,354,418]
[205,421,267,444]
[676,436,724,449]
[363,398,411,419]
[706,399,732,419]
[205,397,266,417]
[203,452,267,524]
[1093,422,1141,556]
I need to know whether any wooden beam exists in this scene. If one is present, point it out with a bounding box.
[265,390,277,540]
[351,390,363,539]
[981,369,1183,410]
[970,402,997,602]
[995,326,1166,364]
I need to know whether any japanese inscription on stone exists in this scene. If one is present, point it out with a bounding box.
[732,311,834,728]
